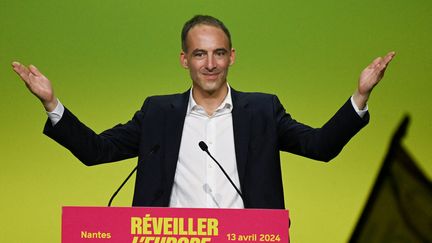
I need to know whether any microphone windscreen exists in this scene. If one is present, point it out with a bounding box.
[198,141,208,151]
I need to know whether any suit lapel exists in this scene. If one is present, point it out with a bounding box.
[231,88,251,190]
[164,90,189,188]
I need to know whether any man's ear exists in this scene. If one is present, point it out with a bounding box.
[229,48,236,66]
[180,51,189,69]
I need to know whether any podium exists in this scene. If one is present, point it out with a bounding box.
[62,206,290,242]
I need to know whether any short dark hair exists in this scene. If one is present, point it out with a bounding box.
[181,15,232,52]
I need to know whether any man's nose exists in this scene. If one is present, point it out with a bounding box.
[206,55,216,71]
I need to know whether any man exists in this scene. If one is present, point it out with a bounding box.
[12,15,395,209]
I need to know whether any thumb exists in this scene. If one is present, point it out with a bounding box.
[29,65,43,76]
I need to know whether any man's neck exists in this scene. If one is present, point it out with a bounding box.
[192,83,228,116]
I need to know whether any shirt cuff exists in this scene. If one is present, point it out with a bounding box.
[46,99,64,126]
[350,96,368,118]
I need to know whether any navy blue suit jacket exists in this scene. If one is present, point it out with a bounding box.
[44,88,368,209]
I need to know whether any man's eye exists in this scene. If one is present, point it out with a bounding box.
[216,51,226,56]
[194,53,205,57]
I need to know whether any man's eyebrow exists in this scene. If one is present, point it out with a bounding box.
[192,49,207,54]
[191,48,228,54]
[215,48,228,53]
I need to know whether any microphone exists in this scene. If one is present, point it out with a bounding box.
[198,141,244,202]
[108,144,160,207]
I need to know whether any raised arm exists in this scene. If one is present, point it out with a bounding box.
[12,62,58,112]
[352,51,396,109]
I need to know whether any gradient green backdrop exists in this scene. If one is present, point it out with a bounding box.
[1,0,431,242]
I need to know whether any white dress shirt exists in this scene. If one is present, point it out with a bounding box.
[169,86,244,208]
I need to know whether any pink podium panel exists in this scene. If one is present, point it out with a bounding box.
[62,206,289,243]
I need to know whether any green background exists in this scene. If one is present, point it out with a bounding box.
[1,0,431,242]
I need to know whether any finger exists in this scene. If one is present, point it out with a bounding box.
[12,62,27,74]
[377,52,396,71]
[12,62,31,81]
[377,54,394,78]
[12,61,21,69]
[12,61,24,73]
[383,51,395,64]
[368,57,382,68]
[29,64,43,77]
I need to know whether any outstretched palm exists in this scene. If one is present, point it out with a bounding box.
[358,52,395,96]
[12,62,57,111]
[353,52,395,109]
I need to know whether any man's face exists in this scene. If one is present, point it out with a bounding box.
[180,24,235,96]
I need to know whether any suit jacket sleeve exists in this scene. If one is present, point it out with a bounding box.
[43,99,150,166]
[275,96,369,161]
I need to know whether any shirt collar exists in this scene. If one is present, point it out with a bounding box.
[188,84,233,115]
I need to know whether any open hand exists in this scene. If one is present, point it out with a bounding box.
[353,52,395,109]
[12,62,58,111]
